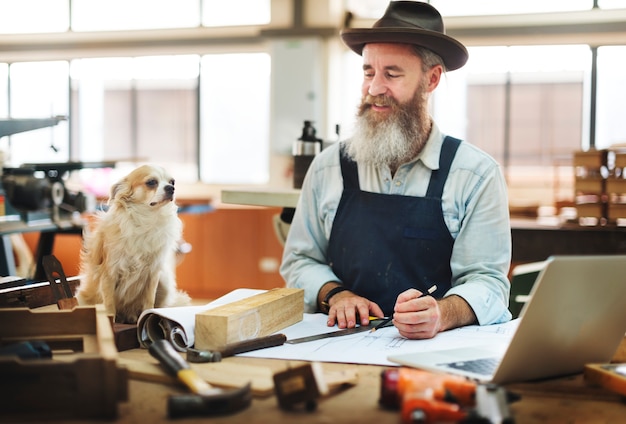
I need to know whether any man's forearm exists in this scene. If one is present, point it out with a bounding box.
[438,295,478,331]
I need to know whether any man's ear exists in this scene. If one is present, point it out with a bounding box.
[427,64,443,92]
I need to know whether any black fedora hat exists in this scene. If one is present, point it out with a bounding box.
[341,1,468,71]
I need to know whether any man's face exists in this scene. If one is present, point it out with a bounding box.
[345,43,442,168]
[360,43,434,109]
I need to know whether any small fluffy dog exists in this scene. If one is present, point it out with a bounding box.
[76,165,190,323]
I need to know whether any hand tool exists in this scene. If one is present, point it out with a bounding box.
[148,339,252,418]
[273,362,360,412]
[186,348,223,363]
[187,333,287,363]
[273,362,328,411]
[42,254,78,310]
[379,367,516,424]
[286,319,391,344]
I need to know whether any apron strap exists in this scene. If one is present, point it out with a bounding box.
[339,143,360,190]
[426,136,461,198]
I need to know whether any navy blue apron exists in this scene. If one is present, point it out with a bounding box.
[327,136,461,316]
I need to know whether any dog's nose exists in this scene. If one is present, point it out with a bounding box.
[165,185,174,194]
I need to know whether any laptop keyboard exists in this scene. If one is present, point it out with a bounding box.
[439,357,500,376]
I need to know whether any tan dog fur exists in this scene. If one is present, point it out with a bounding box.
[76,165,190,323]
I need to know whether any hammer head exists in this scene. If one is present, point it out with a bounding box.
[186,347,222,363]
[167,382,252,418]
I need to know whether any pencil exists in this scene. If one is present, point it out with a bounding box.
[369,317,392,333]
[370,284,438,333]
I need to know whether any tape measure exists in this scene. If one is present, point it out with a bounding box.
[584,363,626,396]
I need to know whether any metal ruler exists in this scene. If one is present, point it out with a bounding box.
[286,319,392,344]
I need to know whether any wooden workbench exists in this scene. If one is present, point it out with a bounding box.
[4,297,626,423]
[25,348,625,424]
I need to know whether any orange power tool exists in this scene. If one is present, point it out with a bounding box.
[379,368,515,423]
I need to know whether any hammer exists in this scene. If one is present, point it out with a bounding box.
[149,339,252,418]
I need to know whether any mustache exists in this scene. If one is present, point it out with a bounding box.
[359,94,400,117]
[362,94,397,107]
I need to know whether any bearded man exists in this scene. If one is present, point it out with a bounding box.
[280,1,512,339]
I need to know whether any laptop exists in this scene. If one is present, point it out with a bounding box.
[388,255,626,384]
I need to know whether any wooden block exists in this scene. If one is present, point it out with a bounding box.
[584,363,626,397]
[194,288,303,350]
[113,323,140,352]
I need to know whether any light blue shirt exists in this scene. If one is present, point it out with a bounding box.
[280,122,512,325]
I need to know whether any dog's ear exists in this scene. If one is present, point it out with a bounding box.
[109,178,131,204]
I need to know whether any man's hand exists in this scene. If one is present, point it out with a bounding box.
[326,290,385,329]
[393,289,477,339]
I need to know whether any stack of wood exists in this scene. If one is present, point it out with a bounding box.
[573,149,608,225]
[606,150,626,223]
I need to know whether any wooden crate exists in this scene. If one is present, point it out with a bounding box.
[606,178,626,195]
[613,152,626,169]
[574,149,608,168]
[575,202,605,220]
[0,305,128,421]
[608,203,626,222]
[575,177,605,195]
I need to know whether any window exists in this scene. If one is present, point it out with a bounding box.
[346,0,594,19]
[0,0,68,34]
[71,56,200,186]
[596,46,626,150]
[72,0,200,31]
[444,45,591,206]
[430,0,592,16]
[1,1,625,210]
[203,0,270,26]
[7,61,70,166]
[70,52,270,187]
[199,53,271,184]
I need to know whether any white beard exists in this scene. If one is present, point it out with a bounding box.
[345,82,431,169]
[346,114,421,168]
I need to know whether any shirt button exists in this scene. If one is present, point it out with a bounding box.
[395,181,402,186]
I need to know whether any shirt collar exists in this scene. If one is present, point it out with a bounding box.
[416,121,444,171]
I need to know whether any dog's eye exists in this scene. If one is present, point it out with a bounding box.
[169,179,175,186]
[146,178,158,188]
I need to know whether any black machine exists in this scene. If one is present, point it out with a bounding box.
[2,161,115,224]
[0,117,116,279]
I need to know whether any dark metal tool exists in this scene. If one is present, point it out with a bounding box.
[149,339,252,418]
[42,254,78,310]
[187,333,287,363]
[286,319,392,344]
